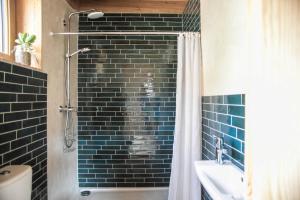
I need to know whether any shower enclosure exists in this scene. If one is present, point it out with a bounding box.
[52,12,182,199]
[77,13,180,190]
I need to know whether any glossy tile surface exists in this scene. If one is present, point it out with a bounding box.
[202,94,245,170]
[77,13,181,187]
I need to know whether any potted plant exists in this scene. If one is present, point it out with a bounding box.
[14,32,36,66]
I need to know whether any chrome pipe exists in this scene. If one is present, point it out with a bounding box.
[50,31,182,36]
[65,10,97,106]
[62,9,101,151]
[68,9,95,19]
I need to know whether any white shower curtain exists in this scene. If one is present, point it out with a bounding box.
[168,33,202,200]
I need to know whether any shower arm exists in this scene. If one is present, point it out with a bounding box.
[67,9,95,56]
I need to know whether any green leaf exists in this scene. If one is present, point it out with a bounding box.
[16,32,36,46]
[18,33,25,43]
[25,34,36,44]
[23,33,28,41]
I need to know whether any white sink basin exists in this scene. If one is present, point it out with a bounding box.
[194,160,245,200]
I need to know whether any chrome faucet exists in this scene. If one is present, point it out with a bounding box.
[214,136,228,165]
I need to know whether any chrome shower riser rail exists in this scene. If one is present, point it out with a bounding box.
[50,31,183,36]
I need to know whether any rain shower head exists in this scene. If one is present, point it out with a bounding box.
[87,11,104,19]
[68,9,104,19]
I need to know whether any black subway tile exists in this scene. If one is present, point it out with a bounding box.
[17,127,37,138]
[0,62,12,72]
[4,111,27,122]
[23,85,40,93]
[28,77,44,86]
[5,73,28,84]
[11,103,32,111]
[12,65,32,76]
[0,93,16,102]
[3,146,27,163]
[0,143,10,154]
[18,94,36,102]
[10,153,32,165]
[0,121,22,134]
[0,131,17,144]
[32,102,46,109]
[11,136,31,149]
[28,140,44,151]
[22,117,40,128]
[0,82,22,93]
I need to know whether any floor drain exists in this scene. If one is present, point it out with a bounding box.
[81,191,91,197]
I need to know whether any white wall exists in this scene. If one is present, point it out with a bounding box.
[200,0,248,96]
[41,1,78,199]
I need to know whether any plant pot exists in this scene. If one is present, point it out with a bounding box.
[14,46,31,66]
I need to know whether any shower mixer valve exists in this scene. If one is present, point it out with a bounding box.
[58,105,77,112]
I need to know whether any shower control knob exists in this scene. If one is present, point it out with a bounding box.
[59,105,77,112]
[58,106,64,112]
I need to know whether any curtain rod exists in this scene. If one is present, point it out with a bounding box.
[49,31,185,36]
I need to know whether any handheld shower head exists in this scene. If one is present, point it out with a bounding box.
[80,48,91,53]
[68,48,91,58]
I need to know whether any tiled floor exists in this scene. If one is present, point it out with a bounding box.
[78,189,168,200]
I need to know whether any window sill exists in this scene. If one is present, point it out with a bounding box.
[0,54,43,72]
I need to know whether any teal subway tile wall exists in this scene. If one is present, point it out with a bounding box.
[202,95,245,170]
[77,13,181,187]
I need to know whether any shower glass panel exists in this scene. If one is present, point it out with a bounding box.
[77,13,181,188]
